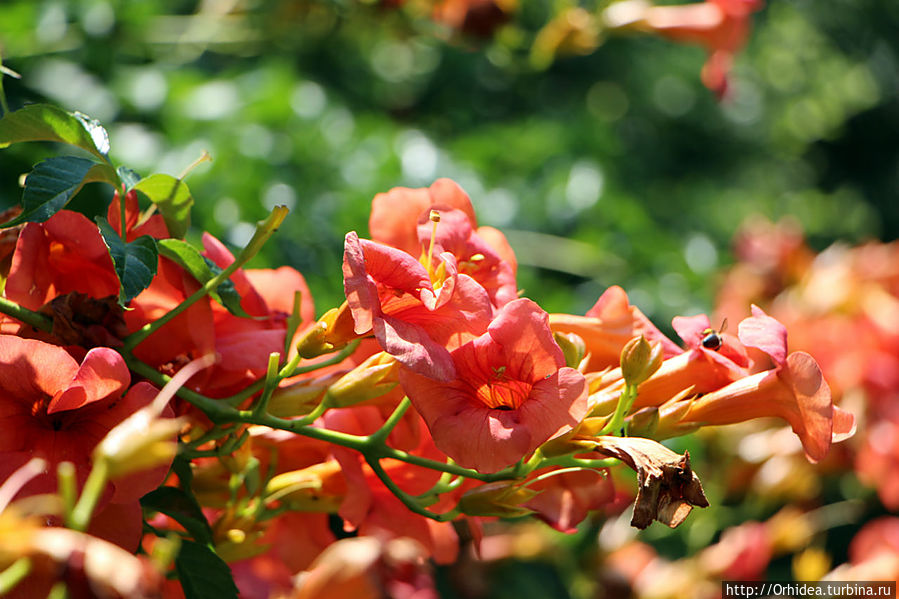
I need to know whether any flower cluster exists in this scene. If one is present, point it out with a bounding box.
[0,105,854,597]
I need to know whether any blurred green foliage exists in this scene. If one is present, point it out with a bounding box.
[1,0,896,327]
[1,2,896,596]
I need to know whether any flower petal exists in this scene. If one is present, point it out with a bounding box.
[489,298,565,381]
[738,305,788,367]
[0,335,79,401]
[672,313,713,349]
[780,351,832,462]
[49,347,130,414]
[377,315,456,381]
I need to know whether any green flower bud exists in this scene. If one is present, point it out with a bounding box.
[620,335,663,387]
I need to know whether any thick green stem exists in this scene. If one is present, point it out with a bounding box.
[0,297,52,333]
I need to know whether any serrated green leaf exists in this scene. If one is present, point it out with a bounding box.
[157,238,250,317]
[141,486,213,545]
[98,218,159,304]
[0,104,111,161]
[0,156,99,227]
[175,541,238,599]
[133,173,194,239]
[117,166,142,191]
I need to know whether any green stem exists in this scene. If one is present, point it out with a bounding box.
[0,559,31,596]
[366,456,459,522]
[241,409,513,482]
[251,353,282,416]
[0,297,52,333]
[291,391,334,426]
[57,462,77,522]
[125,356,232,420]
[368,397,410,444]
[69,459,109,532]
[281,339,361,378]
[122,206,288,352]
[599,383,638,436]
[181,424,237,452]
[128,351,516,487]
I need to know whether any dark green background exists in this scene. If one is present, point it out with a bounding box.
[1,1,896,595]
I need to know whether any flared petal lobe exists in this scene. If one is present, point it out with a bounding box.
[368,178,478,257]
[681,351,854,462]
[343,232,493,381]
[400,299,588,473]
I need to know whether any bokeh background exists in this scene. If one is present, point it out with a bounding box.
[2,1,898,596]
[3,0,897,323]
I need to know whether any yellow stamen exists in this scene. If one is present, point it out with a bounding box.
[425,210,441,280]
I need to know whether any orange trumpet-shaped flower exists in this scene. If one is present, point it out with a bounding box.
[399,299,588,473]
[368,179,518,308]
[550,285,682,374]
[604,0,763,97]
[674,351,856,462]
[343,231,493,381]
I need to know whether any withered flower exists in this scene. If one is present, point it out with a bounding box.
[592,436,709,529]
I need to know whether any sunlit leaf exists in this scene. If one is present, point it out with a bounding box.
[133,173,194,239]
[0,103,112,161]
[157,238,249,317]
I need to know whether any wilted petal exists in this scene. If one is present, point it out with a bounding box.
[592,436,708,529]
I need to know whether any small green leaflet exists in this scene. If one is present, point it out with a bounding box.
[117,166,142,192]
[97,218,159,305]
[0,104,112,161]
[174,541,238,599]
[157,238,249,317]
[140,486,213,546]
[0,156,117,228]
[132,173,194,239]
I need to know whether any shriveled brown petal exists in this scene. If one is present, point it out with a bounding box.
[39,292,128,348]
[592,436,709,529]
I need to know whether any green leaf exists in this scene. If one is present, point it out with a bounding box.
[0,104,111,161]
[175,541,238,599]
[0,156,102,227]
[117,166,142,191]
[141,486,213,545]
[133,173,194,239]
[97,218,159,304]
[157,238,249,317]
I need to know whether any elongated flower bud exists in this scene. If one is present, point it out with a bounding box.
[620,335,663,387]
